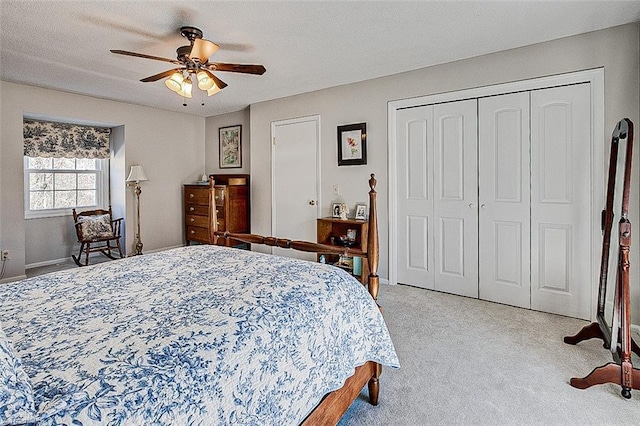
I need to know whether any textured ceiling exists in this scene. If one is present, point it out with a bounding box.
[1,1,639,118]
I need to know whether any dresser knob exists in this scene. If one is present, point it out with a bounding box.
[190,230,195,234]
[189,193,194,198]
[189,207,194,211]
[190,218,194,222]
[215,195,219,200]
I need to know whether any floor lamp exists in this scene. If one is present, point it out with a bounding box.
[126,165,149,255]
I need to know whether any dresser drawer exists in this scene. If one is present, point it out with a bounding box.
[186,214,209,228]
[186,204,209,216]
[186,226,210,242]
[185,188,209,205]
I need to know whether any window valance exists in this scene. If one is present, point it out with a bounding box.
[23,119,111,159]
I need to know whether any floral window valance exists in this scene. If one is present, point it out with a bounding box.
[23,119,111,159]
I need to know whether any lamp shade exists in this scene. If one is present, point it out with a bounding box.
[197,70,215,91]
[207,85,222,96]
[165,72,184,93]
[126,165,149,183]
[177,77,193,98]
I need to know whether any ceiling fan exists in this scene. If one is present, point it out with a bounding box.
[111,26,266,102]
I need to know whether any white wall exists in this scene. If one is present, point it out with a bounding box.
[0,82,205,279]
[205,108,250,175]
[249,24,640,321]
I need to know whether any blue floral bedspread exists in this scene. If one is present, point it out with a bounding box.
[0,246,399,425]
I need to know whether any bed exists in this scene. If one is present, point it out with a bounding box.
[0,174,398,425]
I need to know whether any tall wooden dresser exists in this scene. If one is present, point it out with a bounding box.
[183,174,250,247]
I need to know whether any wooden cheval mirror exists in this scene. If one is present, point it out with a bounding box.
[564,118,640,398]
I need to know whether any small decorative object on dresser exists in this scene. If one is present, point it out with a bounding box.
[332,202,349,219]
[219,125,242,168]
[354,203,367,220]
[337,122,367,166]
[184,174,249,247]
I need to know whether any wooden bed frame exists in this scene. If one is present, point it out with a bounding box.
[214,173,382,424]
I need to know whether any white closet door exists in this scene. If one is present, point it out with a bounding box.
[530,84,591,320]
[396,106,435,289]
[478,92,531,308]
[433,100,478,298]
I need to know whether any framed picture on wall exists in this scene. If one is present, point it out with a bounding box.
[219,125,242,168]
[337,122,367,166]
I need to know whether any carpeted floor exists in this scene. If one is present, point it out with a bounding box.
[339,284,640,425]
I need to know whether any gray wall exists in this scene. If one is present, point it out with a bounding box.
[0,82,205,279]
[248,23,640,321]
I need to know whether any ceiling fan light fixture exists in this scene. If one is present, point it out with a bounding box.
[177,77,193,98]
[197,70,215,90]
[207,85,222,97]
[165,72,184,92]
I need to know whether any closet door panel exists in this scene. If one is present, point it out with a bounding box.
[433,99,478,298]
[530,83,591,320]
[478,92,531,308]
[396,106,435,288]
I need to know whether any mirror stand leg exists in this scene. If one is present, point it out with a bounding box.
[564,322,604,345]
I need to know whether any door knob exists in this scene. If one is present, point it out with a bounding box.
[481,204,487,209]
[308,200,317,206]
[469,203,475,209]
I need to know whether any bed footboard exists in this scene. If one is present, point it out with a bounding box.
[214,174,383,422]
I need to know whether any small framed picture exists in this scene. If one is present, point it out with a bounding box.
[331,202,342,218]
[354,203,367,220]
[337,122,367,166]
[219,125,242,168]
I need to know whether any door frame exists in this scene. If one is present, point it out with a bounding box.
[388,68,604,320]
[270,115,322,252]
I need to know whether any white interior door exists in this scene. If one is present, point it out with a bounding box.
[478,92,531,308]
[433,100,478,298]
[395,105,435,289]
[530,83,591,320]
[271,116,320,261]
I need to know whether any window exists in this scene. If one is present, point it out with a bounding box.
[24,156,109,218]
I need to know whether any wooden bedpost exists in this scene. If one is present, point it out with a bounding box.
[209,176,219,245]
[366,173,382,405]
[367,173,379,304]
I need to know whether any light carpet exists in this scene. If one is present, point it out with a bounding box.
[339,284,640,425]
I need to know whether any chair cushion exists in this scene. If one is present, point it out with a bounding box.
[0,325,37,425]
[79,214,114,240]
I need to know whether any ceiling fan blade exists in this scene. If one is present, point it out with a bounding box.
[208,62,266,75]
[190,39,219,62]
[110,49,181,65]
[140,68,183,82]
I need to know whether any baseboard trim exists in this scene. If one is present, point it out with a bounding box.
[25,257,73,270]
[133,245,183,256]
[0,274,27,284]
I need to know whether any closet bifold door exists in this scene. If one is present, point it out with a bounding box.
[530,83,592,320]
[396,105,435,289]
[433,100,478,298]
[478,92,531,309]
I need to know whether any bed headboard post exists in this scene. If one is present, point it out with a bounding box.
[367,174,380,304]
[209,176,219,244]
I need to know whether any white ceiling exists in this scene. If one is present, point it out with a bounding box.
[1,1,639,118]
